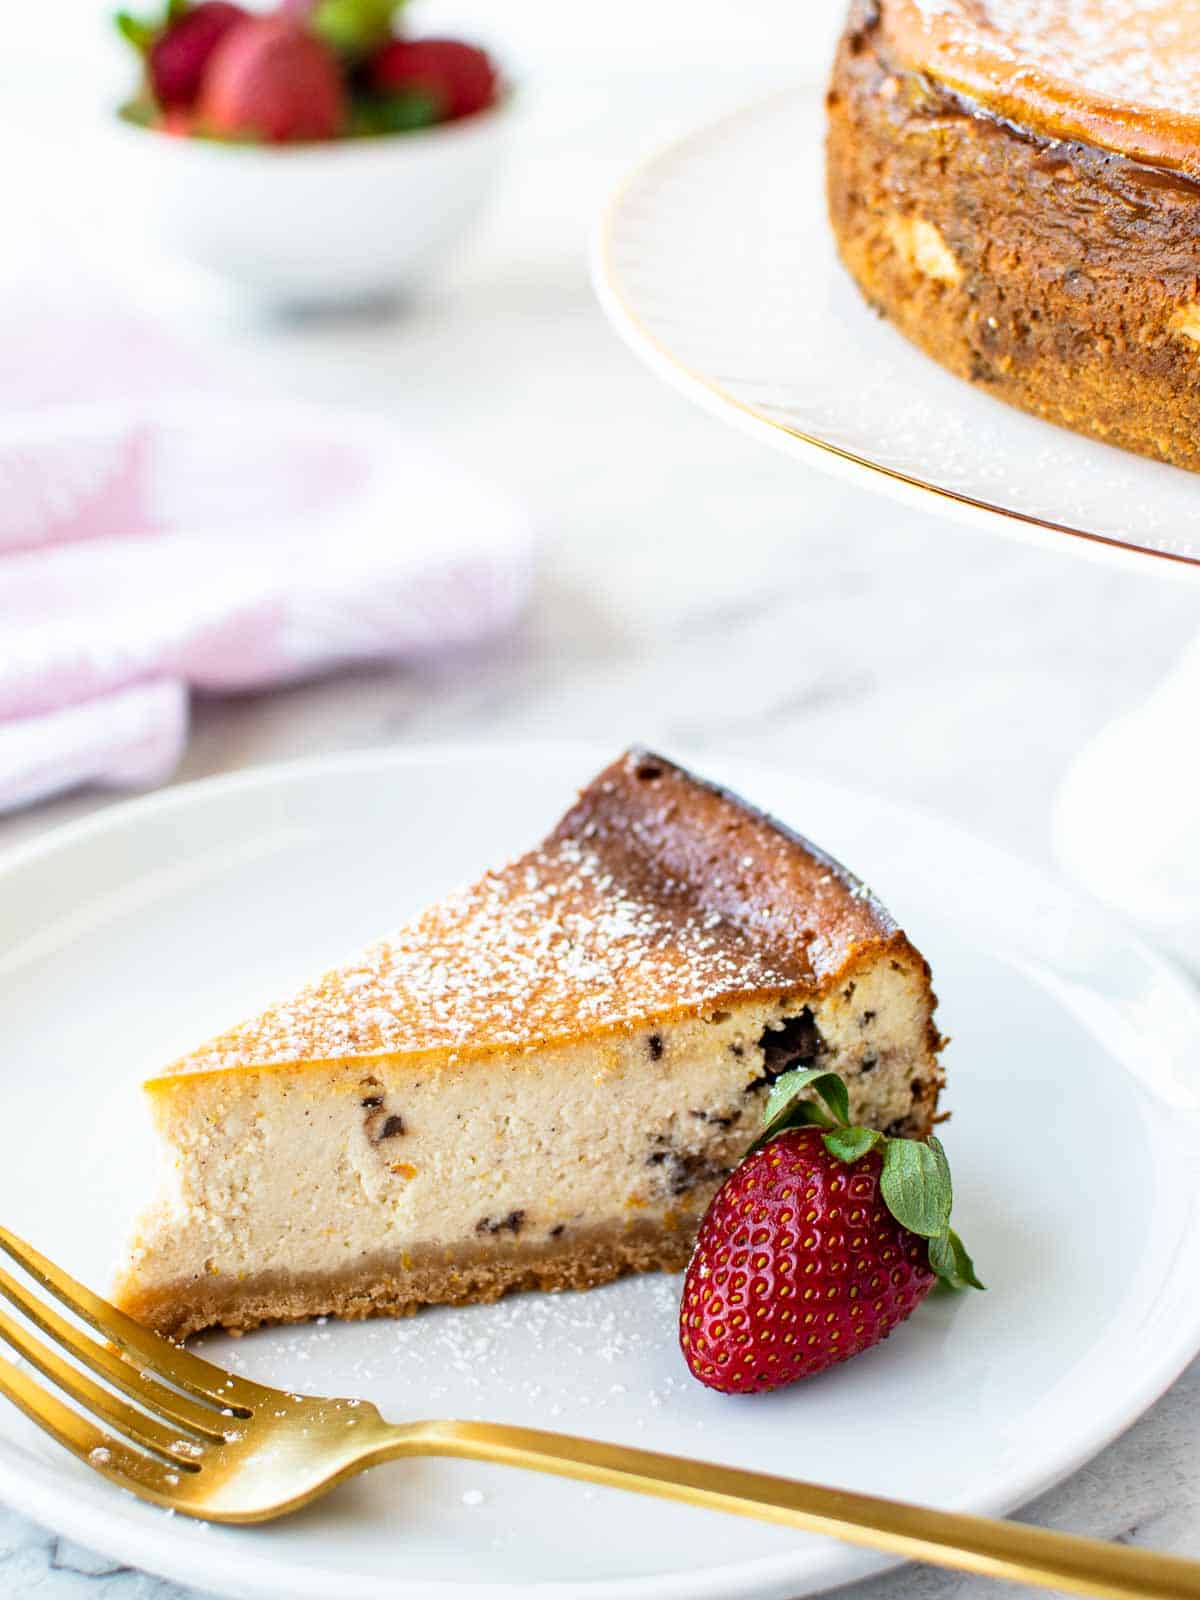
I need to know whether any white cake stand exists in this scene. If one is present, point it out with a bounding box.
[593,88,1200,964]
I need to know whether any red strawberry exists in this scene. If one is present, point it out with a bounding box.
[367,38,497,121]
[198,17,346,142]
[680,1068,980,1394]
[156,105,197,136]
[148,2,247,110]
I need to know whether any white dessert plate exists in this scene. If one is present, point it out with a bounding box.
[1,743,1199,1600]
[595,88,1200,579]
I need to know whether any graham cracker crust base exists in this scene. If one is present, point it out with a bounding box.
[121,1221,700,1341]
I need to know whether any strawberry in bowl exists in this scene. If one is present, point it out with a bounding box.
[116,0,501,140]
[110,0,510,304]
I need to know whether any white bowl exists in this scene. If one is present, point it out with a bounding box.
[102,98,512,307]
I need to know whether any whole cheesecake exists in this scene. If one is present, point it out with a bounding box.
[827,0,1200,471]
[115,751,944,1339]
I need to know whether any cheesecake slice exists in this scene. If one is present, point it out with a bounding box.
[116,750,945,1339]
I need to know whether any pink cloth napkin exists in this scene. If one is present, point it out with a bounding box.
[0,254,533,813]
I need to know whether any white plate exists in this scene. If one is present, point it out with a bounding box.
[1,744,1199,1600]
[595,89,1200,579]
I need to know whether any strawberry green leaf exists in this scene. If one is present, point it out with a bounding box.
[812,1071,850,1126]
[761,1066,841,1133]
[928,1134,953,1207]
[751,1067,858,1156]
[117,97,156,126]
[313,0,399,57]
[348,88,440,135]
[822,1125,882,1163]
[929,1228,985,1291]
[115,10,156,53]
[879,1136,952,1239]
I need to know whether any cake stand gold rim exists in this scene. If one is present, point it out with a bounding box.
[595,89,1200,578]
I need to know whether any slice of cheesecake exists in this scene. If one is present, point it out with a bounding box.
[115,750,945,1339]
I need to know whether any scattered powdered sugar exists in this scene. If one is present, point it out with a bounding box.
[163,752,889,1078]
[175,837,807,1074]
[906,0,1200,114]
[203,1272,698,1435]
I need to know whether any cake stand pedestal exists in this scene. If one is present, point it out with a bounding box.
[1054,636,1200,971]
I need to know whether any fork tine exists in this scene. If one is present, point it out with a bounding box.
[0,1226,261,1411]
[0,1302,206,1466]
[0,1265,229,1442]
[0,1349,194,1505]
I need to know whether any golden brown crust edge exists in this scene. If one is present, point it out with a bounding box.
[827,1,1200,474]
[561,749,909,986]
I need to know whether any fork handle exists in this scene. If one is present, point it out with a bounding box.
[384,1420,1200,1600]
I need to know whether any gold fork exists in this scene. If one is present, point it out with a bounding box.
[0,1225,1197,1600]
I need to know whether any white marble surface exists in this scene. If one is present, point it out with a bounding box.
[3,21,1200,1598]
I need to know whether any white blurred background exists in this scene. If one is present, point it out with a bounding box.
[2,0,846,287]
[6,0,843,84]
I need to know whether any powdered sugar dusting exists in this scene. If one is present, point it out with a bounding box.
[172,836,803,1076]
[903,0,1200,117]
[163,751,896,1079]
[196,1271,693,1424]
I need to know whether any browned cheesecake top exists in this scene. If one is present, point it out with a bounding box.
[882,0,1200,177]
[152,750,922,1084]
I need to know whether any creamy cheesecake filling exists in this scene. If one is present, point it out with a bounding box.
[115,956,938,1336]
